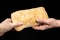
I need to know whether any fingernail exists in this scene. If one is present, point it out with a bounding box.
[18,22,23,25]
[37,19,39,21]
[36,19,41,22]
[20,22,23,24]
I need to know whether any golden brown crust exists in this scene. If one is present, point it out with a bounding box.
[11,7,49,31]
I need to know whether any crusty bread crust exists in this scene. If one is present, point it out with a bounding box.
[11,7,49,31]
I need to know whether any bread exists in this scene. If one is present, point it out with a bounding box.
[11,7,49,31]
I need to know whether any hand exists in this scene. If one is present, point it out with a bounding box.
[0,18,23,36]
[32,18,60,30]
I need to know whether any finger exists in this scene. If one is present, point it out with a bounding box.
[36,18,56,25]
[1,18,11,23]
[36,18,50,24]
[10,22,23,28]
[33,25,50,30]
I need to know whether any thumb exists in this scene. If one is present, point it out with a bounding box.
[10,22,23,28]
[33,25,51,30]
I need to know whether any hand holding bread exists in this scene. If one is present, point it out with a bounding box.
[11,7,49,31]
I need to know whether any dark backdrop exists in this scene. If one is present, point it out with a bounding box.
[0,0,60,40]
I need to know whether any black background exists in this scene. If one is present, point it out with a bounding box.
[0,0,60,40]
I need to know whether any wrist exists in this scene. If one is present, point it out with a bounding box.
[0,24,5,36]
[56,20,60,27]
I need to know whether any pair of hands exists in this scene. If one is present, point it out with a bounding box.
[0,18,60,36]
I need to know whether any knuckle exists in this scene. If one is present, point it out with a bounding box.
[40,28,46,30]
[50,18,56,20]
[48,18,56,23]
[6,18,10,20]
[41,29,45,30]
[5,18,11,21]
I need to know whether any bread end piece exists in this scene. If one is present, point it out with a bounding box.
[11,7,49,31]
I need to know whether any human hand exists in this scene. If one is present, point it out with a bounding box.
[0,18,23,36]
[32,18,60,30]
